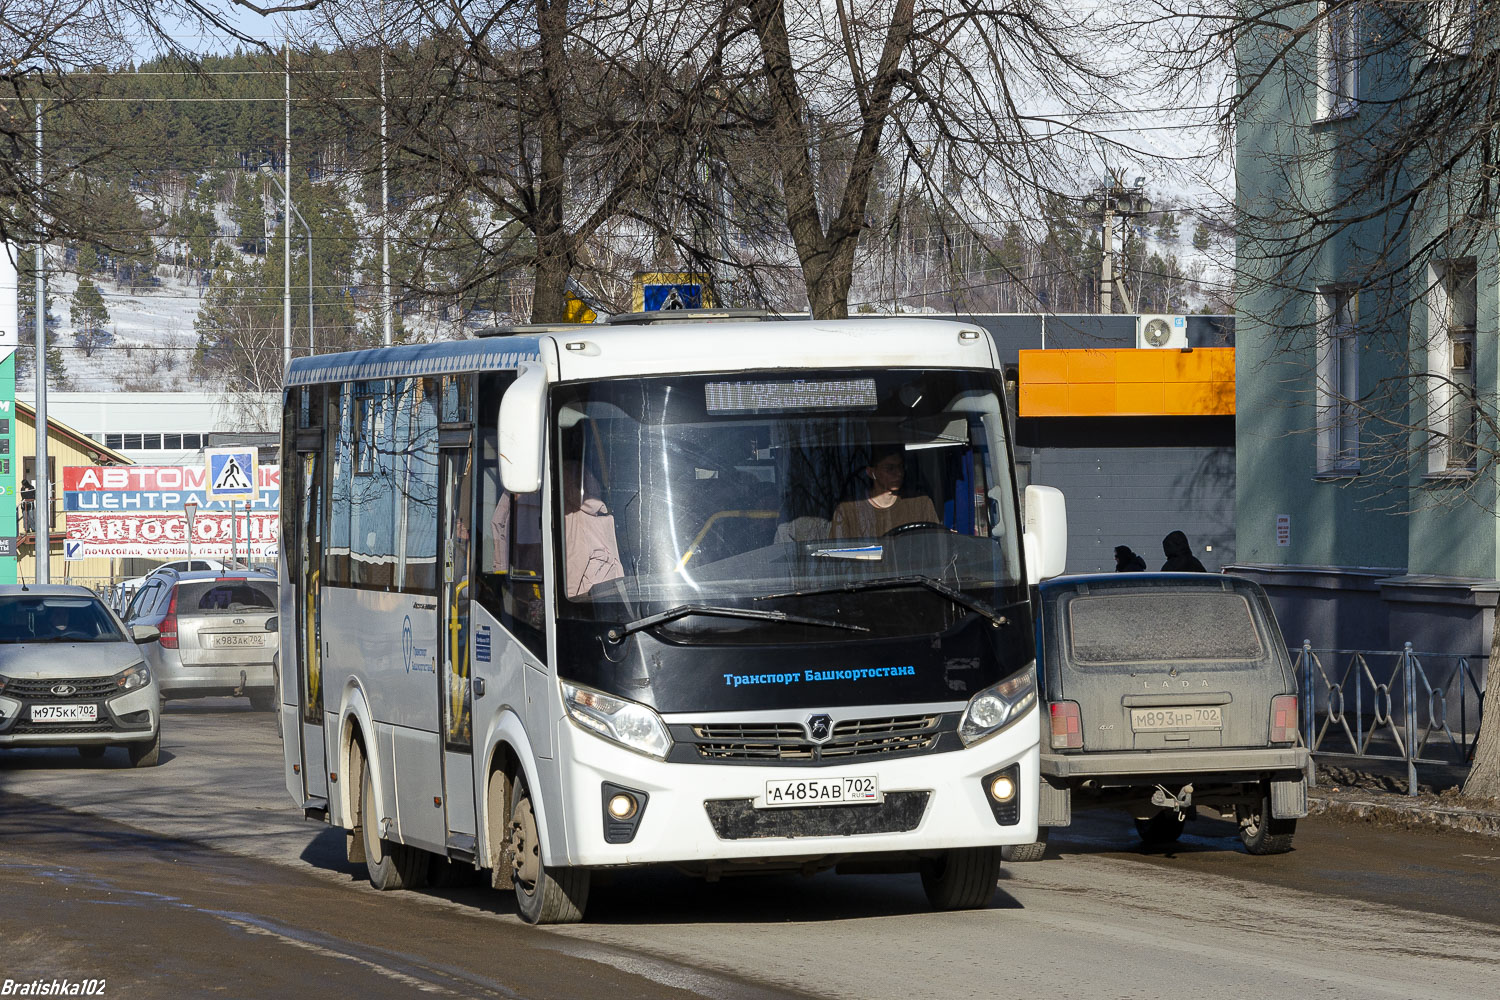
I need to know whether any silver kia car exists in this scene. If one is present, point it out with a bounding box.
[125,569,277,709]
[0,585,163,766]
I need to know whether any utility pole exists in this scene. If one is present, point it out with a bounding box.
[34,104,48,584]
[381,0,392,346]
[283,36,293,378]
[259,166,313,356]
[1082,175,1152,315]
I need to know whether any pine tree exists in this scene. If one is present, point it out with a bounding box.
[71,278,114,357]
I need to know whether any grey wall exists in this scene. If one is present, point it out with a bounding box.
[1027,443,1235,575]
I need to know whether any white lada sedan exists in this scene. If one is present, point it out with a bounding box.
[0,585,163,767]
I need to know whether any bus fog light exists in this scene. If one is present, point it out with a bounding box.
[601,782,650,844]
[982,765,1022,826]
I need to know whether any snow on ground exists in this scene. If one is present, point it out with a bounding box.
[44,265,205,391]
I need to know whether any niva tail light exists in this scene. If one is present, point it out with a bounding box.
[1270,694,1298,744]
[1049,700,1083,750]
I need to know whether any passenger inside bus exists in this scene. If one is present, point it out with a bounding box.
[830,445,939,538]
[560,459,623,598]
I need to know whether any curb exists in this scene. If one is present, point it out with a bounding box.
[1308,791,1500,839]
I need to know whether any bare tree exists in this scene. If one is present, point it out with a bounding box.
[307,0,734,324]
[0,2,324,251]
[1140,1,1500,799]
[681,0,1148,319]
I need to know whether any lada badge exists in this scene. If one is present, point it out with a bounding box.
[51,683,76,697]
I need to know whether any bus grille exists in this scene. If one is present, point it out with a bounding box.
[684,714,948,765]
[3,676,117,700]
[705,791,930,839]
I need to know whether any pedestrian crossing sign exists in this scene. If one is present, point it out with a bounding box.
[206,447,258,502]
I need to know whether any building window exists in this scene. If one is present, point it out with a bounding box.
[143,433,162,449]
[105,433,123,448]
[123,433,143,449]
[1427,260,1478,473]
[1316,286,1360,474]
[1428,0,1476,58]
[1320,2,1359,119]
[164,433,182,449]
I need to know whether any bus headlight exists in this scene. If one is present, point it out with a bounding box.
[561,681,672,760]
[958,666,1037,747]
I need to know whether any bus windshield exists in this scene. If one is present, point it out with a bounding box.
[543,368,1022,639]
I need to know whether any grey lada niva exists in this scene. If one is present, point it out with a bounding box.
[1009,572,1311,859]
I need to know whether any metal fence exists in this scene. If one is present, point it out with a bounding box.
[1292,642,1488,796]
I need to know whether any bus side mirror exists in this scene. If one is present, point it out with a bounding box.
[500,362,549,494]
[1023,485,1067,584]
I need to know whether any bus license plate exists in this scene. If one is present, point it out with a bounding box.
[31,704,97,723]
[210,634,265,648]
[1130,706,1223,731]
[762,776,881,808]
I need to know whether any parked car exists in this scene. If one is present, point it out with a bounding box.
[1010,572,1312,859]
[0,584,162,766]
[126,570,278,710]
[114,558,229,614]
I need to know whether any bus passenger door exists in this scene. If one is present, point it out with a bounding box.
[439,446,478,846]
[295,449,328,805]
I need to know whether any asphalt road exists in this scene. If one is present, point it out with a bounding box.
[3,700,1497,1000]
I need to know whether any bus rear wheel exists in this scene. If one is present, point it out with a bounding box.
[359,752,427,890]
[508,773,589,924]
[920,847,1002,910]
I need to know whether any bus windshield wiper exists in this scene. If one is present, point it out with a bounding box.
[755,575,1012,626]
[607,604,869,642]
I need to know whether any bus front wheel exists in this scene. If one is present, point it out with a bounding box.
[508,773,589,924]
[920,847,1002,910]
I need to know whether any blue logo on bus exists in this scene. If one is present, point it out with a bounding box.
[402,616,414,673]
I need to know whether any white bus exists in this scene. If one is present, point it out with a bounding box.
[279,317,1067,923]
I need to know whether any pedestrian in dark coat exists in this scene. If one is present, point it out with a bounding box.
[1161,530,1208,572]
[1114,545,1147,572]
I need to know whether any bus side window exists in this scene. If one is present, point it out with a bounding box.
[475,370,544,660]
[489,489,546,659]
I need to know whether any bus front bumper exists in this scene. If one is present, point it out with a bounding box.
[555,708,1040,868]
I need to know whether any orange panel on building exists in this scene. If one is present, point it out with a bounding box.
[1017,347,1235,417]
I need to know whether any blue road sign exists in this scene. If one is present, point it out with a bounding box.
[205,447,258,502]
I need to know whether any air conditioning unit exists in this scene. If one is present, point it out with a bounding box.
[1136,314,1188,349]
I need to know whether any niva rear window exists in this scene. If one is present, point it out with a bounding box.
[181,581,276,615]
[1066,592,1264,664]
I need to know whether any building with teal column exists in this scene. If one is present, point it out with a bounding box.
[1230,3,1498,656]
[0,248,17,585]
